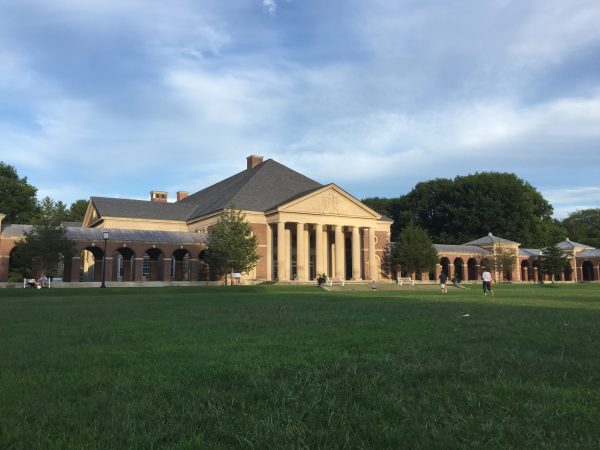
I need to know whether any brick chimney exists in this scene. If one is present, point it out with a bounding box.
[150,191,168,203]
[176,191,189,202]
[246,155,264,170]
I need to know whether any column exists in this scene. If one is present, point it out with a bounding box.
[476,264,481,281]
[533,267,539,283]
[448,263,454,280]
[368,227,377,280]
[351,226,361,280]
[69,256,81,282]
[285,227,291,280]
[334,225,344,279]
[595,265,600,281]
[190,258,200,281]
[0,255,8,282]
[277,222,286,281]
[266,224,272,281]
[462,262,468,282]
[435,263,441,280]
[162,257,172,281]
[323,226,330,276]
[315,224,324,276]
[104,257,114,282]
[134,257,144,281]
[296,223,306,281]
[577,265,582,282]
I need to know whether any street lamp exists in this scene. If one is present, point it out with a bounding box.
[100,230,109,288]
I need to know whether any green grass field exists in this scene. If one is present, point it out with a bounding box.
[1,284,599,449]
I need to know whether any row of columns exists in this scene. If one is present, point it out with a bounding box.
[272,222,378,281]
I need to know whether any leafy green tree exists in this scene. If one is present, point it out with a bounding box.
[481,248,517,279]
[538,245,570,283]
[562,209,600,248]
[392,222,438,279]
[67,199,89,223]
[379,172,564,247]
[204,207,260,285]
[0,162,39,223]
[11,198,76,278]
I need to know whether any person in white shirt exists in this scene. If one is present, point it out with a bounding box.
[482,269,494,295]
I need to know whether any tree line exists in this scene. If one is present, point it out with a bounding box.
[362,172,600,249]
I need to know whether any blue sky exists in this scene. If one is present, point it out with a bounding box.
[1,0,599,218]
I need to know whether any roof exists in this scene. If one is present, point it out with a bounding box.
[181,159,323,219]
[434,244,490,255]
[520,248,543,257]
[1,224,207,244]
[555,239,595,250]
[577,249,600,258]
[464,233,520,246]
[90,197,196,222]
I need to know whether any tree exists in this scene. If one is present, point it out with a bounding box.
[0,162,39,223]
[204,207,260,285]
[392,222,438,279]
[538,245,570,283]
[481,248,517,279]
[562,209,600,248]
[11,198,76,278]
[377,172,565,247]
[67,199,89,223]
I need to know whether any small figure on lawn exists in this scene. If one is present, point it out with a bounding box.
[482,269,495,296]
[370,280,376,291]
[438,272,449,293]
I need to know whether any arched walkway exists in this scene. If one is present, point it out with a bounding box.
[80,246,104,282]
[172,248,192,281]
[582,261,594,281]
[467,258,478,281]
[115,247,135,282]
[453,257,464,281]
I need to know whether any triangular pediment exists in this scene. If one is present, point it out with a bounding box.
[275,185,381,219]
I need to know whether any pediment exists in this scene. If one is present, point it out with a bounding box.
[277,185,380,219]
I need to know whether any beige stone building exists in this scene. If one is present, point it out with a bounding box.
[0,156,392,284]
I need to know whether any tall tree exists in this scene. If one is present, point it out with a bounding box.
[0,162,39,223]
[204,207,260,285]
[11,198,75,278]
[538,245,571,283]
[67,199,89,223]
[392,222,438,279]
[562,209,600,248]
[383,172,564,247]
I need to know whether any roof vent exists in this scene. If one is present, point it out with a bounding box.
[488,232,493,236]
[247,155,264,170]
[150,191,168,203]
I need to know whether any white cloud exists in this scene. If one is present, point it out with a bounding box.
[262,0,277,15]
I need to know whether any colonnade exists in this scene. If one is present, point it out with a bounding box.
[270,222,379,282]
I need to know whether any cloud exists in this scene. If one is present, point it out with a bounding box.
[262,0,277,15]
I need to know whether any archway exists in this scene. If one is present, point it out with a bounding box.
[143,248,166,281]
[173,248,192,281]
[80,246,104,282]
[521,260,531,282]
[453,257,464,282]
[439,257,450,276]
[115,247,135,282]
[582,261,594,281]
[467,258,478,281]
[198,250,209,281]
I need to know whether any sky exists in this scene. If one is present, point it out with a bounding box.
[1,0,599,219]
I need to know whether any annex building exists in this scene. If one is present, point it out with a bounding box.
[0,156,392,284]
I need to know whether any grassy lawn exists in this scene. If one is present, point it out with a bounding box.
[1,284,599,449]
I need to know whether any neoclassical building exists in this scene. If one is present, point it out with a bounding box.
[0,156,392,284]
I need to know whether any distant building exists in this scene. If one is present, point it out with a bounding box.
[0,156,392,283]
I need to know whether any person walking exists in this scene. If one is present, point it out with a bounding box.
[482,269,494,295]
[438,272,449,293]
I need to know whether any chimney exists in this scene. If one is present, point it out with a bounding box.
[176,191,189,202]
[246,154,264,170]
[150,191,168,203]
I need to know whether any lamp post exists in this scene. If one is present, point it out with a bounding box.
[100,230,109,288]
